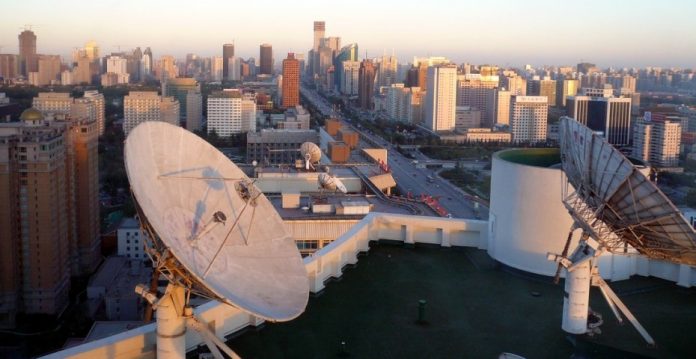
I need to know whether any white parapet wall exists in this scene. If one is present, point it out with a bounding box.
[43,213,488,359]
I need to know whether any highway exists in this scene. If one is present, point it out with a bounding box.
[301,86,488,219]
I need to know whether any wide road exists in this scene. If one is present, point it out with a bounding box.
[301,86,488,219]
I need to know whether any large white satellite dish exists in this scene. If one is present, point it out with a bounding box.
[125,122,308,358]
[318,172,347,194]
[548,116,696,347]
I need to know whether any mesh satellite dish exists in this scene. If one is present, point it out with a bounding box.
[125,122,308,358]
[548,116,696,346]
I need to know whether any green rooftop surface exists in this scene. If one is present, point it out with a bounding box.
[497,148,561,168]
[219,243,696,359]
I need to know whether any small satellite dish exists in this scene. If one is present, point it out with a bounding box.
[300,142,322,170]
[318,172,347,194]
[252,160,258,167]
[125,122,309,357]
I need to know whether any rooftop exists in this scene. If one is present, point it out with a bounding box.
[222,244,696,358]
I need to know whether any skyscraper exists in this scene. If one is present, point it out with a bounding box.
[566,92,632,145]
[314,21,325,51]
[0,54,19,80]
[510,96,548,142]
[282,53,300,108]
[359,59,376,110]
[163,77,200,123]
[223,43,235,80]
[425,64,457,132]
[18,29,37,76]
[334,44,358,92]
[259,44,273,75]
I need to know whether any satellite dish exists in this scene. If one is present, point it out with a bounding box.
[547,116,696,346]
[125,122,309,357]
[300,142,322,170]
[252,160,258,167]
[318,172,347,194]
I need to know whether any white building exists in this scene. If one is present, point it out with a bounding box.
[140,54,151,80]
[83,90,106,136]
[207,89,245,136]
[123,91,180,135]
[424,64,457,132]
[61,70,73,85]
[341,61,360,96]
[104,55,130,84]
[632,119,681,167]
[385,84,423,124]
[377,55,398,88]
[117,217,147,261]
[496,89,511,125]
[32,92,73,115]
[510,95,548,142]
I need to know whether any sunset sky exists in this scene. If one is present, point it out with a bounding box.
[2,0,694,68]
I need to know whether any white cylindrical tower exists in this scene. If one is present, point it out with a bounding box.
[562,261,591,334]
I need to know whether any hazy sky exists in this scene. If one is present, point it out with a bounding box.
[2,0,695,68]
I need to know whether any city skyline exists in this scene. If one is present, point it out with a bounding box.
[1,0,695,68]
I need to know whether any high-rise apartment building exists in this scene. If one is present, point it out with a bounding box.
[18,29,37,76]
[259,44,273,75]
[425,64,457,132]
[566,93,632,145]
[528,77,556,106]
[377,55,398,88]
[83,91,105,136]
[340,61,360,96]
[386,84,423,124]
[102,55,130,85]
[282,53,300,108]
[0,107,100,328]
[455,106,482,131]
[207,90,246,136]
[359,59,376,110]
[632,119,681,167]
[510,96,548,142]
[123,91,180,135]
[456,74,498,127]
